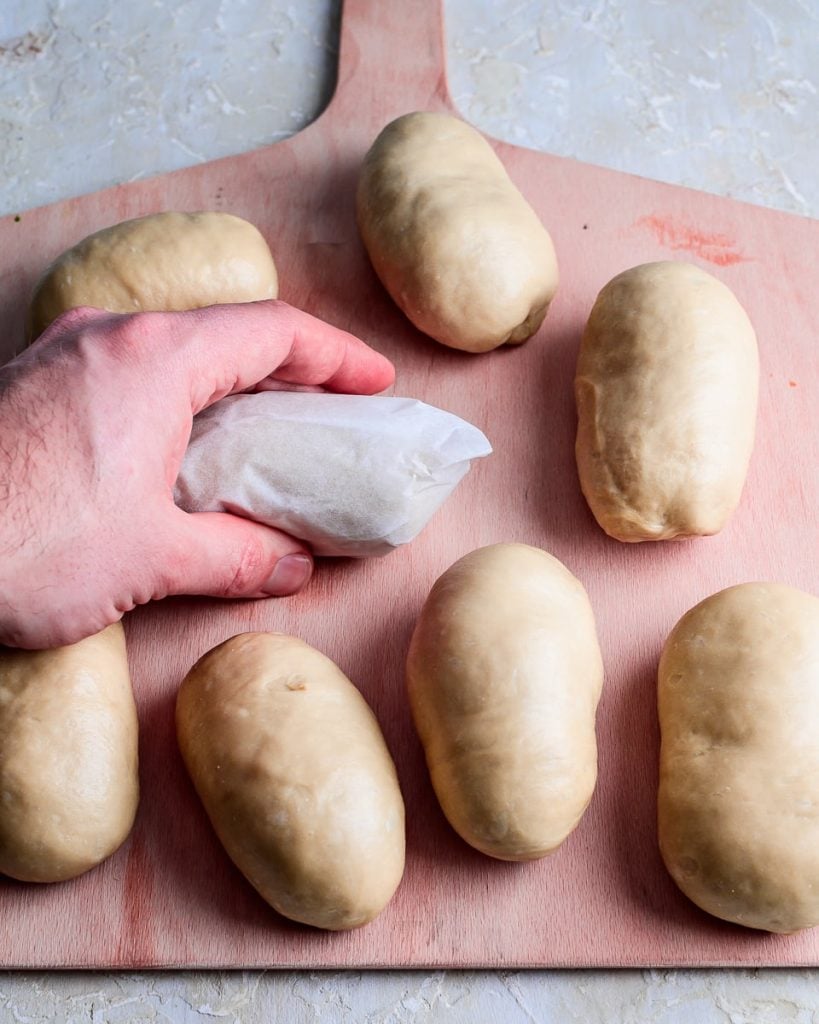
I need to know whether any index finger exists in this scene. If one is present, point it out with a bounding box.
[162,300,395,413]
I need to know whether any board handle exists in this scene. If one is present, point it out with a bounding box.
[321,0,453,124]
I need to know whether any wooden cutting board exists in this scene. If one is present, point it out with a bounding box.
[1,0,818,969]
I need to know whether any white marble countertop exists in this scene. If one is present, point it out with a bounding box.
[1,0,818,1019]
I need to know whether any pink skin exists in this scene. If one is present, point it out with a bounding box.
[0,301,395,650]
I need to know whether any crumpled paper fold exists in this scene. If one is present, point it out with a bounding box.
[174,392,492,557]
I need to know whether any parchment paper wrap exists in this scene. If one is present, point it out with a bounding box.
[174,392,492,557]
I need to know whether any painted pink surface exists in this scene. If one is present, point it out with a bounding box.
[0,0,818,969]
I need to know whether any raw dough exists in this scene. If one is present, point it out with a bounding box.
[406,543,603,860]
[176,632,405,930]
[357,111,558,353]
[0,623,139,882]
[27,210,278,340]
[658,582,819,933]
[575,261,758,541]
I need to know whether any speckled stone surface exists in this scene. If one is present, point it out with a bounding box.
[2,0,816,219]
[2,0,818,1019]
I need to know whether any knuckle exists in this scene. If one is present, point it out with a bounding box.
[41,307,158,371]
[220,535,269,597]
[0,610,96,651]
[266,298,291,319]
[103,312,156,362]
[267,301,298,343]
[39,305,112,340]
[52,305,102,327]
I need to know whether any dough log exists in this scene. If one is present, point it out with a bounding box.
[27,210,278,341]
[659,583,819,933]
[406,543,602,860]
[575,261,758,541]
[357,112,558,353]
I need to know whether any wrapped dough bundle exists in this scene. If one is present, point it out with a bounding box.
[174,392,492,557]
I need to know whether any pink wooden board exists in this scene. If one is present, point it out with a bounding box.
[1,0,818,969]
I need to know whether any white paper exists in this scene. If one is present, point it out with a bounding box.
[174,392,492,557]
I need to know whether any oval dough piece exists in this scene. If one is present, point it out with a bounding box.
[176,632,405,930]
[0,623,139,883]
[575,261,758,541]
[357,111,559,353]
[406,543,603,860]
[27,210,278,341]
[658,583,819,933]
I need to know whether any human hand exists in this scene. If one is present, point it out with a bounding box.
[0,301,395,649]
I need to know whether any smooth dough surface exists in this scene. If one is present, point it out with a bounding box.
[176,632,405,930]
[575,261,758,541]
[357,111,558,353]
[0,623,139,883]
[658,583,819,933]
[27,210,278,340]
[406,543,603,860]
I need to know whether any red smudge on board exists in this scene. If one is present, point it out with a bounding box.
[789,380,798,387]
[637,214,748,266]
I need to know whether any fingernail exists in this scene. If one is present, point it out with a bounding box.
[262,554,312,596]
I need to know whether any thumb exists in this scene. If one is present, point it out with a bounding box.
[160,509,314,599]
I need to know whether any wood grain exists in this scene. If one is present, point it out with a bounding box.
[1,0,818,968]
